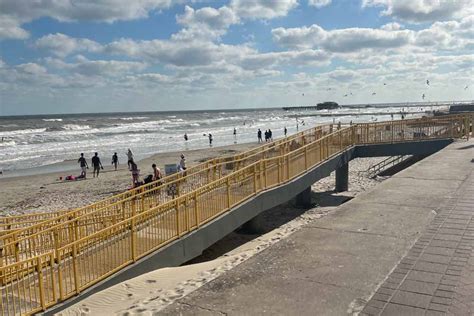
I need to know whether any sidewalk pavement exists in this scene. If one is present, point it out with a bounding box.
[161,139,474,316]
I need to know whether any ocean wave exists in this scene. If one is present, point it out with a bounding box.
[42,118,63,122]
[0,128,47,137]
[119,116,150,121]
[62,124,91,131]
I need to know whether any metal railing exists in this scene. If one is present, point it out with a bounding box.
[0,114,471,315]
[0,125,335,265]
[0,124,333,232]
[367,155,409,178]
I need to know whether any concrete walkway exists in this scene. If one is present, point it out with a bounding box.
[161,140,474,316]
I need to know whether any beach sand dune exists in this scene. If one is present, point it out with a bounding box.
[59,156,387,316]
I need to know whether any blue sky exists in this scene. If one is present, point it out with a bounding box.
[0,0,473,115]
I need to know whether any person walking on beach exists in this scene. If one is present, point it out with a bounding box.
[91,152,103,178]
[257,129,262,143]
[208,133,213,146]
[130,161,140,187]
[184,133,188,141]
[284,126,287,137]
[233,128,237,137]
[111,152,119,171]
[78,153,88,178]
[126,149,134,170]
[268,129,273,141]
[179,154,187,171]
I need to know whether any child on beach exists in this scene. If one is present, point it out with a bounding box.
[152,164,162,183]
[111,152,118,170]
[77,153,88,178]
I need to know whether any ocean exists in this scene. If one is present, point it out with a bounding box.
[0,104,448,176]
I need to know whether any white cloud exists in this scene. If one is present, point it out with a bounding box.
[46,56,148,77]
[0,14,29,39]
[36,33,103,57]
[106,38,254,67]
[362,0,473,23]
[230,0,298,19]
[272,24,413,52]
[308,0,331,8]
[174,5,239,40]
[0,0,184,39]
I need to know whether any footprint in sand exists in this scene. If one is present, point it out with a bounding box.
[80,307,90,313]
[145,279,157,283]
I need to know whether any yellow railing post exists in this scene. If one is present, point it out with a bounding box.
[391,121,394,143]
[194,192,200,228]
[278,157,282,182]
[72,243,80,294]
[253,164,258,193]
[141,187,145,212]
[57,251,64,300]
[50,254,57,303]
[263,160,267,187]
[37,257,47,311]
[175,199,180,238]
[304,147,308,170]
[131,199,137,261]
[226,177,231,209]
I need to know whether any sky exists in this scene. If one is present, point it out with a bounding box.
[0,0,473,115]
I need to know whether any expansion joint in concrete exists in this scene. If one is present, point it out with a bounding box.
[177,302,228,315]
[303,225,400,238]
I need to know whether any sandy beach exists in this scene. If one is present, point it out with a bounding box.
[57,153,388,316]
[0,142,260,216]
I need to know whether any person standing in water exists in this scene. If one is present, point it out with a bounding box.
[233,128,237,137]
[91,152,103,178]
[284,127,288,137]
[208,133,213,146]
[78,153,88,178]
[111,152,119,171]
[184,133,188,141]
[126,149,134,170]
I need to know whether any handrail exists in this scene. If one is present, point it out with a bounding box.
[0,122,334,231]
[0,125,334,263]
[0,114,471,316]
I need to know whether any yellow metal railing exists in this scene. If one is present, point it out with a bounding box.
[0,125,335,265]
[0,114,471,315]
[0,123,335,235]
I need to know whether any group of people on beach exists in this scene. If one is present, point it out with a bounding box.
[73,125,289,187]
[257,128,282,143]
[74,148,190,189]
